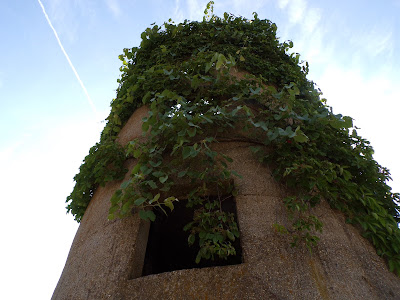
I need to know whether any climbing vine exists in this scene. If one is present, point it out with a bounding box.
[66,2,400,274]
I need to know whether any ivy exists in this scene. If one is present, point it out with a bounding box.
[66,2,400,274]
[66,140,127,222]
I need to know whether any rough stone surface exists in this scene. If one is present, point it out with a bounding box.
[52,107,400,300]
[116,105,150,146]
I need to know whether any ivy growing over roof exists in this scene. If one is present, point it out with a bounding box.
[66,2,400,273]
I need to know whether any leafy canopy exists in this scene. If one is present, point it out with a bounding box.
[66,3,400,273]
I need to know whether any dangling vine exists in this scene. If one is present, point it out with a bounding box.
[66,2,400,274]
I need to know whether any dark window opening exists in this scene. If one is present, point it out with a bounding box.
[141,195,242,276]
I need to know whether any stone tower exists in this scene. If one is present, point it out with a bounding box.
[53,12,400,300]
[52,105,400,299]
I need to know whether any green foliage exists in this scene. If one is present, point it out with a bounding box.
[66,2,400,273]
[66,140,126,222]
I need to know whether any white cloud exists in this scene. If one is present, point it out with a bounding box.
[0,140,25,164]
[303,7,321,34]
[44,0,79,42]
[224,0,268,14]
[187,0,204,20]
[172,0,184,22]
[43,0,96,42]
[105,0,121,17]
[285,0,307,24]
[277,0,289,9]
[273,0,327,71]
[350,26,394,59]
[172,0,207,22]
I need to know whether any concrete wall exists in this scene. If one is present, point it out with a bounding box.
[52,106,400,300]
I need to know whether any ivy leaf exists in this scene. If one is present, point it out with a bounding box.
[254,121,268,131]
[159,175,168,183]
[188,128,197,137]
[250,87,261,95]
[343,116,353,128]
[195,252,202,264]
[178,170,188,177]
[216,54,227,70]
[205,150,217,159]
[139,210,156,221]
[190,147,199,158]
[142,91,152,104]
[178,129,187,137]
[132,163,141,175]
[231,170,242,178]
[149,160,162,167]
[342,169,352,181]
[188,122,200,128]
[146,180,157,189]
[160,45,167,53]
[133,149,141,158]
[231,105,242,116]
[188,234,195,245]
[221,154,233,162]
[389,260,395,272]
[205,62,213,73]
[134,197,146,206]
[200,115,213,123]
[227,230,235,241]
[164,197,176,211]
[120,180,131,189]
[142,121,150,132]
[121,201,132,214]
[141,165,153,175]
[329,114,353,129]
[250,146,261,153]
[149,193,161,204]
[182,147,192,159]
[152,171,164,177]
[163,69,173,75]
[147,210,156,221]
[293,126,309,143]
[191,75,201,90]
[277,127,287,136]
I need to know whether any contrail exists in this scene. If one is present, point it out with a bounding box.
[37,0,99,119]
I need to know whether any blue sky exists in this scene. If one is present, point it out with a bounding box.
[1,0,399,298]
